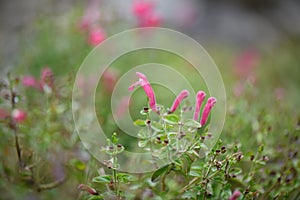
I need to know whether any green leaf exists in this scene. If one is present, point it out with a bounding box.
[163,114,179,125]
[70,159,86,171]
[188,171,201,177]
[138,140,148,148]
[88,196,103,200]
[92,175,111,183]
[151,121,164,132]
[184,119,201,128]
[117,173,134,183]
[180,153,193,174]
[151,164,171,182]
[133,119,146,127]
[230,167,242,175]
[111,133,119,144]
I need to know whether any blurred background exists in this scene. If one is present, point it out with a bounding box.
[1,0,300,67]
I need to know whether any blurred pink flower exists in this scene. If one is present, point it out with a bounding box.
[132,0,154,17]
[0,109,9,119]
[12,109,26,123]
[22,76,38,88]
[138,13,162,27]
[133,0,162,27]
[169,90,189,113]
[41,67,54,87]
[78,0,101,31]
[88,28,106,46]
[78,184,98,195]
[22,67,55,93]
[193,91,206,121]
[229,190,242,200]
[128,72,157,112]
[274,87,285,101]
[102,69,119,93]
[115,96,131,119]
[234,49,259,79]
[233,82,244,97]
[200,97,217,126]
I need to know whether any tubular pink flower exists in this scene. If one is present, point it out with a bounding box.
[128,72,157,112]
[169,90,189,113]
[229,190,242,200]
[193,91,206,121]
[200,97,217,126]
[12,109,27,123]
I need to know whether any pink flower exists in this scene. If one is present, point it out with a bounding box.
[102,69,118,93]
[193,91,206,121]
[78,0,101,31]
[22,76,38,88]
[128,72,157,112]
[132,0,154,17]
[12,109,26,123]
[41,67,54,87]
[234,49,259,79]
[229,190,242,200]
[78,184,98,195]
[22,67,55,92]
[115,96,131,119]
[169,90,189,113]
[88,28,106,46]
[0,109,9,119]
[200,97,217,126]
[132,0,162,27]
[139,13,162,27]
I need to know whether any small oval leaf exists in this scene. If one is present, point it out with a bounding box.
[133,119,146,127]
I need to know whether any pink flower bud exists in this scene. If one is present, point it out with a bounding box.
[12,109,26,123]
[88,28,106,46]
[169,90,189,113]
[78,184,98,195]
[200,97,216,126]
[193,91,206,121]
[22,76,38,88]
[229,190,242,200]
[128,72,157,112]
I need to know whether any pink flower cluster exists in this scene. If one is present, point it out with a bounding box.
[22,67,54,93]
[132,0,162,27]
[128,72,216,127]
[78,0,106,46]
